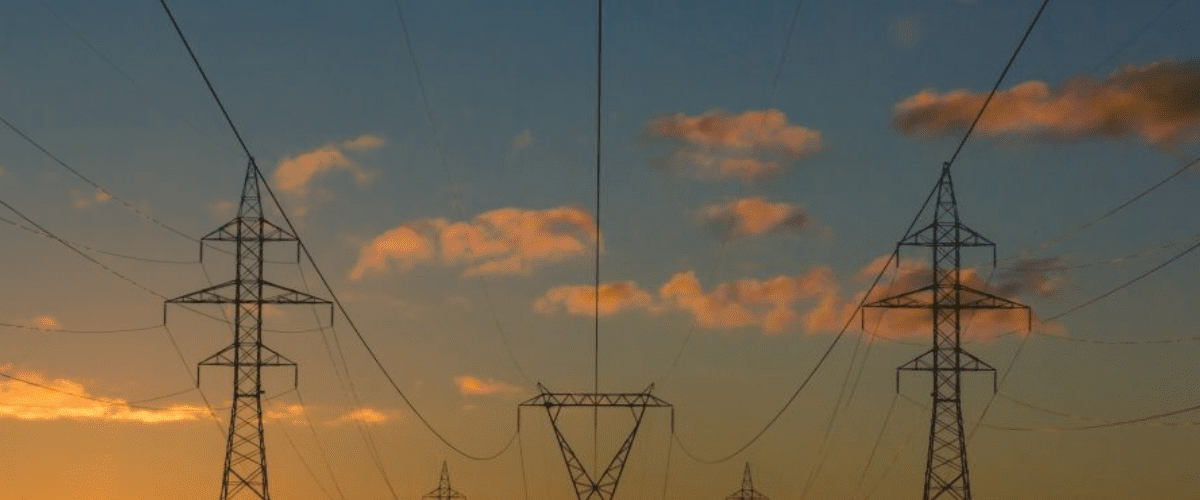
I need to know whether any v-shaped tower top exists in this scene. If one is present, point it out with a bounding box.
[423,461,466,500]
[725,463,768,500]
[238,159,263,219]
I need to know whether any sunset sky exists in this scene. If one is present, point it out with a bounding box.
[2,0,1200,499]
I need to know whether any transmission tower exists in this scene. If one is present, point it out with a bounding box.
[864,162,1029,500]
[166,159,331,500]
[520,384,672,500]
[725,463,768,500]
[424,461,467,500]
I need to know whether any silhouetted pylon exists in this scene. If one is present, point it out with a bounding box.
[725,463,768,500]
[520,384,672,500]
[166,159,331,500]
[865,162,1029,500]
[423,461,466,500]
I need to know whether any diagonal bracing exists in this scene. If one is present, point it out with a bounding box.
[864,163,1030,500]
[520,384,672,500]
[166,160,331,500]
[725,463,768,500]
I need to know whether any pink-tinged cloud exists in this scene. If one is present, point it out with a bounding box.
[273,134,385,195]
[534,281,657,317]
[859,256,1066,341]
[894,60,1200,147]
[699,197,810,238]
[0,370,211,423]
[349,206,599,279]
[31,315,60,331]
[646,109,823,182]
[328,408,389,425]
[454,376,523,396]
[660,268,841,335]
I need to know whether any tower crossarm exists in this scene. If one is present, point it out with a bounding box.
[198,343,298,389]
[863,284,936,310]
[201,218,296,243]
[519,383,671,500]
[164,280,333,322]
[899,222,995,249]
[520,384,671,408]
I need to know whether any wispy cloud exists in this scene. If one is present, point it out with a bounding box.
[533,255,1064,339]
[272,134,385,196]
[328,407,389,425]
[645,109,823,182]
[0,369,211,424]
[512,129,533,153]
[699,197,810,238]
[534,281,658,317]
[349,206,598,279]
[894,59,1200,147]
[30,315,60,331]
[454,376,523,396]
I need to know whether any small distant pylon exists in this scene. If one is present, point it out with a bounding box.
[423,461,466,500]
[725,463,768,500]
[166,159,331,500]
[865,162,1030,500]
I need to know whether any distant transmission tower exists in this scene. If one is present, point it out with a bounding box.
[166,160,331,500]
[726,463,768,500]
[864,162,1029,500]
[424,461,466,500]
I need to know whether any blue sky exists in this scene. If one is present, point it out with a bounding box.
[0,0,1199,499]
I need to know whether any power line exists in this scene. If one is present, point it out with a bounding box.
[945,0,1052,168]
[672,252,895,465]
[158,0,252,159]
[385,0,533,387]
[0,321,162,335]
[0,214,197,264]
[258,160,519,461]
[0,112,197,243]
[31,0,236,154]
[659,0,807,387]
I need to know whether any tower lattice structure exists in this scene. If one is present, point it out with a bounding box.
[424,461,467,500]
[725,463,767,500]
[520,384,672,500]
[864,162,1029,500]
[166,160,330,500]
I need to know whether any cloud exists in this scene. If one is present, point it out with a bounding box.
[894,59,1200,147]
[273,134,384,195]
[645,109,823,182]
[889,15,922,49]
[265,404,305,424]
[660,268,842,335]
[328,408,389,425]
[512,130,533,153]
[207,199,236,219]
[349,206,598,279]
[31,315,60,331]
[71,188,112,210]
[858,256,1065,340]
[533,253,1064,339]
[699,197,810,238]
[342,134,386,151]
[454,376,523,396]
[534,281,658,317]
[0,369,211,424]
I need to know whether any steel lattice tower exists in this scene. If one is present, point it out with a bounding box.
[864,162,1029,500]
[520,384,672,500]
[725,463,768,500]
[166,160,331,500]
[423,461,466,500]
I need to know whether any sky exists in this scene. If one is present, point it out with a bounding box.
[1,0,1199,499]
